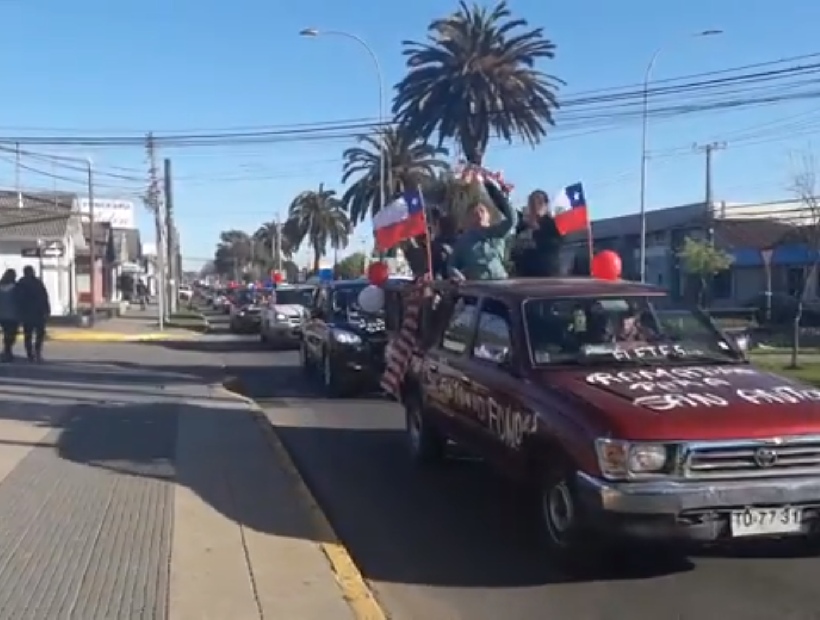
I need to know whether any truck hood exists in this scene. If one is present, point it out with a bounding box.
[541,363,820,441]
[272,304,306,317]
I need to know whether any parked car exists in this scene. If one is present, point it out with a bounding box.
[178,284,193,303]
[386,277,820,558]
[300,279,387,396]
[229,289,265,333]
[260,284,315,348]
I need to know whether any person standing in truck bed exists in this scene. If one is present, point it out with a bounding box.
[448,179,514,281]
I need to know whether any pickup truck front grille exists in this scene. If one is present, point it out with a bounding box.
[684,438,820,479]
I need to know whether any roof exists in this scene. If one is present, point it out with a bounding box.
[461,277,666,301]
[0,191,74,241]
[713,218,804,250]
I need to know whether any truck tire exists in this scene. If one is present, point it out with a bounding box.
[404,392,446,467]
[534,459,601,565]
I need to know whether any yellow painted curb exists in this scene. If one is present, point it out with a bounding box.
[216,380,389,620]
[47,330,198,342]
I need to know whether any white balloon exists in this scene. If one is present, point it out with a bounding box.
[358,285,385,314]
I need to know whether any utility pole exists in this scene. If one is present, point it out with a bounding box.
[163,158,178,314]
[15,143,22,209]
[272,213,283,276]
[695,141,726,245]
[146,133,165,330]
[87,158,97,325]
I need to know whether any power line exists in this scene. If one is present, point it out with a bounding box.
[1,59,819,147]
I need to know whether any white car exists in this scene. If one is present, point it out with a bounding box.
[178,285,193,302]
[260,284,316,349]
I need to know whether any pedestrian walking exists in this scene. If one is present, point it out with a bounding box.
[136,279,148,310]
[15,265,50,362]
[0,269,19,361]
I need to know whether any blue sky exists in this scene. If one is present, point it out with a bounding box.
[0,0,819,270]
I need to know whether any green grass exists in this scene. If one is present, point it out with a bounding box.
[750,354,820,387]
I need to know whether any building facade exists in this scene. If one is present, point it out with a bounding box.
[0,191,86,315]
[561,199,819,305]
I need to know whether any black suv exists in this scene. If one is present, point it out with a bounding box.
[300,279,387,396]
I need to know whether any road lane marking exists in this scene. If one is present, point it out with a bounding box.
[216,381,389,620]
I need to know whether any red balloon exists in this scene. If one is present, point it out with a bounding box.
[367,262,389,286]
[273,271,283,284]
[591,250,622,281]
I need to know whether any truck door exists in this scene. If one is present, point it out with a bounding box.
[421,295,480,447]
[461,297,535,474]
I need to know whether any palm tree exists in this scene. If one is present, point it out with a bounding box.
[252,220,294,273]
[214,230,253,279]
[341,126,450,225]
[392,0,563,165]
[286,184,351,271]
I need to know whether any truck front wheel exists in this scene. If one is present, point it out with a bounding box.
[536,464,600,563]
[404,393,446,467]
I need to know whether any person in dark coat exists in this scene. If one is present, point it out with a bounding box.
[15,266,50,362]
[510,190,564,277]
[0,269,18,361]
[430,212,457,279]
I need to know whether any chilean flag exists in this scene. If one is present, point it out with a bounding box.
[553,182,589,235]
[373,189,427,251]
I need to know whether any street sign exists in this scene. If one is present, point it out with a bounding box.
[21,242,65,258]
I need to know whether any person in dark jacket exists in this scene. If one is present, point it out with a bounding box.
[510,190,564,277]
[430,213,457,279]
[0,269,18,361]
[15,266,50,362]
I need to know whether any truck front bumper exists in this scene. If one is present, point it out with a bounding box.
[576,471,820,542]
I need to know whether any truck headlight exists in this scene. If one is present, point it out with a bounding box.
[595,439,670,479]
[275,313,287,321]
[332,330,361,345]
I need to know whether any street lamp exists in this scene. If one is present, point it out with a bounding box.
[299,28,389,216]
[638,29,723,282]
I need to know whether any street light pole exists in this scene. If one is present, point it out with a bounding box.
[299,28,389,214]
[638,29,723,283]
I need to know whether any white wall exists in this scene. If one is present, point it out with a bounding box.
[0,240,75,316]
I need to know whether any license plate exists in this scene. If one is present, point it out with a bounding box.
[730,507,806,537]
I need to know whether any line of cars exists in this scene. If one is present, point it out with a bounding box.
[211,276,820,557]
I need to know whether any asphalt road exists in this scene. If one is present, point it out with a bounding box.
[198,307,820,620]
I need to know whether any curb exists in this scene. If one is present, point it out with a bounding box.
[47,331,199,342]
[218,376,389,620]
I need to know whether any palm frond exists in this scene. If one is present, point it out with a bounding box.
[392,0,563,163]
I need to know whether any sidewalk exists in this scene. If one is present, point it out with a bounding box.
[48,306,200,342]
[0,343,355,619]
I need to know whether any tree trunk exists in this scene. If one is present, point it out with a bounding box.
[312,248,321,274]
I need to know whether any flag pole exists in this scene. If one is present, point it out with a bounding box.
[417,185,435,281]
[586,222,594,275]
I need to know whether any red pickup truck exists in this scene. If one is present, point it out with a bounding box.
[385,277,820,558]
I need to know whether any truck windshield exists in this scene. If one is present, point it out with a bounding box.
[274,288,314,306]
[522,295,740,366]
